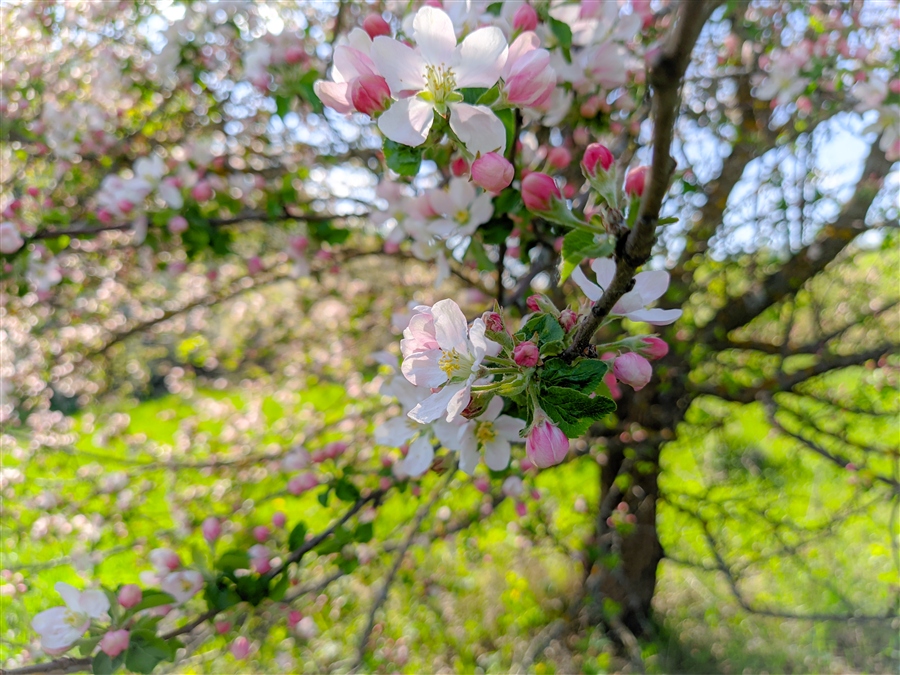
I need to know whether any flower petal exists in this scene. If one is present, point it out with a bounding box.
[633,270,670,304]
[432,299,470,352]
[413,6,458,66]
[590,258,616,289]
[503,31,541,79]
[455,26,508,88]
[378,97,434,148]
[445,381,473,423]
[78,590,111,618]
[457,432,480,474]
[375,415,418,447]
[409,382,463,423]
[432,418,467,450]
[570,265,603,302]
[448,102,506,155]
[483,438,511,471]
[401,349,447,389]
[334,46,376,81]
[624,308,683,325]
[399,435,434,477]
[371,36,427,94]
[314,80,353,114]
[480,396,504,422]
[493,414,526,440]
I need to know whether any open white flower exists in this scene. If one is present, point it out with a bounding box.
[571,258,682,325]
[160,570,204,603]
[457,397,525,474]
[427,178,494,238]
[401,299,495,423]
[372,6,509,155]
[31,582,110,655]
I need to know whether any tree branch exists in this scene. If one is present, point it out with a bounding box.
[564,0,722,359]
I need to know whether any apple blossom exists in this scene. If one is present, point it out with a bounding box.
[350,74,392,116]
[0,221,24,254]
[117,584,142,609]
[526,419,569,469]
[501,32,556,109]
[160,569,204,603]
[99,630,130,658]
[150,548,182,573]
[502,475,524,498]
[471,152,514,193]
[371,6,509,154]
[401,299,497,424]
[31,582,110,655]
[168,215,188,234]
[482,311,505,333]
[613,352,653,391]
[253,526,270,542]
[571,258,682,325]
[559,308,578,332]
[272,511,287,528]
[457,397,526,473]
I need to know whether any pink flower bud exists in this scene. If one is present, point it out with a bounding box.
[583,143,614,176]
[526,420,569,468]
[559,309,578,332]
[200,517,221,542]
[515,501,528,517]
[512,3,539,31]
[100,630,130,659]
[624,166,649,198]
[168,215,188,234]
[350,74,392,116]
[603,372,622,400]
[513,341,540,368]
[482,311,504,333]
[379,476,393,491]
[216,621,232,634]
[27,186,39,198]
[288,610,303,628]
[362,14,391,39]
[117,584,142,609]
[471,152,514,193]
[613,352,652,390]
[547,147,571,169]
[231,636,251,660]
[563,184,576,199]
[97,208,113,224]
[191,181,213,202]
[253,526,270,543]
[474,477,490,493]
[521,172,561,212]
[450,156,469,177]
[117,200,134,214]
[288,472,318,495]
[520,457,535,471]
[639,337,668,360]
[272,511,286,528]
[150,548,182,572]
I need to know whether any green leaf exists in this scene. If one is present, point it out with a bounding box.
[204,578,240,612]
[92,651,125,675]
[493,188,523,216]
[334,478,360,502]
[460,87,488,105]
[538,386,616,437]
[383,139,423,177]
[479,218,513,246]
[466,237,494,271]
[355,522,374,543]
[124,630,172,674]
[516,313,564,346]
[317,487,331,507]
[476,85,501,107]
[269,572,290,602]
[275,94,292,118]
[235,574,269,606]
[548,17,573,61]
[288,522,308,551]
[559,230,614,281]
[309,220,350,245]
[495,108,516,156]
[216,550,250,574]
[540,359,609,394]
